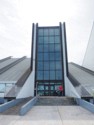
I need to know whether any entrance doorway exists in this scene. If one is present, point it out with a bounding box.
[37,82,63,96]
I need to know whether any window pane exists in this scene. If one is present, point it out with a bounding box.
[44,71,49,80]
[38,45,43,52]
[55,44,61,52]
[44,82,49,84]
[56,70,62,80]
[50,62,55,70]
[37,91,44,96]
[37,53,43,60]
[55,36,60,43]
[37,82,43,84]
[55,53,61,60]
[45,86,49,90]
[50,86,54,90]
[49,36,54,43]
[44,29,48,36]
[44,53,49,61]
[44,37,48,44]
[55,28,60,35]
[49,44,54,52]
[50,71,55,80]
[44,62,49,70]
[38,29,43,36]
[56,61,62,70]
[37,85,44,90]
[37,62,43,70]
[55,85,61,90]
[50,82,54,85]
[37,71,43,80]
[38,37,43,44]
[44,44,49,52]
[49,29,54,35]
[49,53,54,60]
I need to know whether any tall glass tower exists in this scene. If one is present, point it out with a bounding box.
[31,23,68,96]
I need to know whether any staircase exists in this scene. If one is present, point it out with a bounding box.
[35,96,77,106]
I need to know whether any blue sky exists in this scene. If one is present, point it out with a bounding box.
[0,0,94,65]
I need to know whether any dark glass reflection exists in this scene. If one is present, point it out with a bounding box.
[38,29,43,36]
[36,27,63,82]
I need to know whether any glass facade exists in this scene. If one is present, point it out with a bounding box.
[35,26,64,96]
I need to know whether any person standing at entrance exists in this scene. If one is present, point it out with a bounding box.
[58,85,63,96]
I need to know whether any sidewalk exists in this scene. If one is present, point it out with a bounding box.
[0,106,94,125]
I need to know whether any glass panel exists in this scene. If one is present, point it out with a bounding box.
[49,29,54,35]
[49,53,54,60]
[55,36,60,43]
[50,86,54,90]
[55,52,61,60]
[37,53,43,60]
[44,53,49,61]
[0,84,5,92]
[38,37,43,44]
[44,91,49,96]
[37,85,44,90]
[50,62,55,70]
[49,36,54,43]
[38,29,43,36]
[38,45,43,52]
[55,85,61,90]
[56,61,62,70]
[37,62,43,70]
[54,44,61,52]
[56,70,62,80]
[44,37,48,44]
[45,86,49,90]
[55,28,60,35]
[50,82,54,85]
[37,91,44,96]
[50,71,55,80]
[44,62,49,70]
[37,82,43,84]
[50,91,54,96]
[44,82,49,84]
[44,29,48,36]
[37,71,43,80]
[49,44,54,52]
[44,44,49,52]
[44,71,49,80]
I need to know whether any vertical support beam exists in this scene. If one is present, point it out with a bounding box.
[60,22,68,96]
[31,23,34,71]
[63,22,69,76]
[59,22,65,96]
[34,23,38,96]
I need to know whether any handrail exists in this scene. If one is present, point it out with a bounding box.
[20,95,39,115]
[76,98,94,113]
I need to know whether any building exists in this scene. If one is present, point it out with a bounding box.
[0,22,94,104]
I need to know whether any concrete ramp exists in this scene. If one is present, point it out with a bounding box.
[0,97,32,115]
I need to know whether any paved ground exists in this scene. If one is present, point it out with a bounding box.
[0,106,94,125]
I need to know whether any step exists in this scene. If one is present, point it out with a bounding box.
[35,96,77,106]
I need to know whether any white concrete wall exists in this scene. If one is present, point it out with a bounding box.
[16,24,36,98]
[62,23,80,98]
[83,22,94,71]
[16,71,35,98]
[65,77,80,98]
